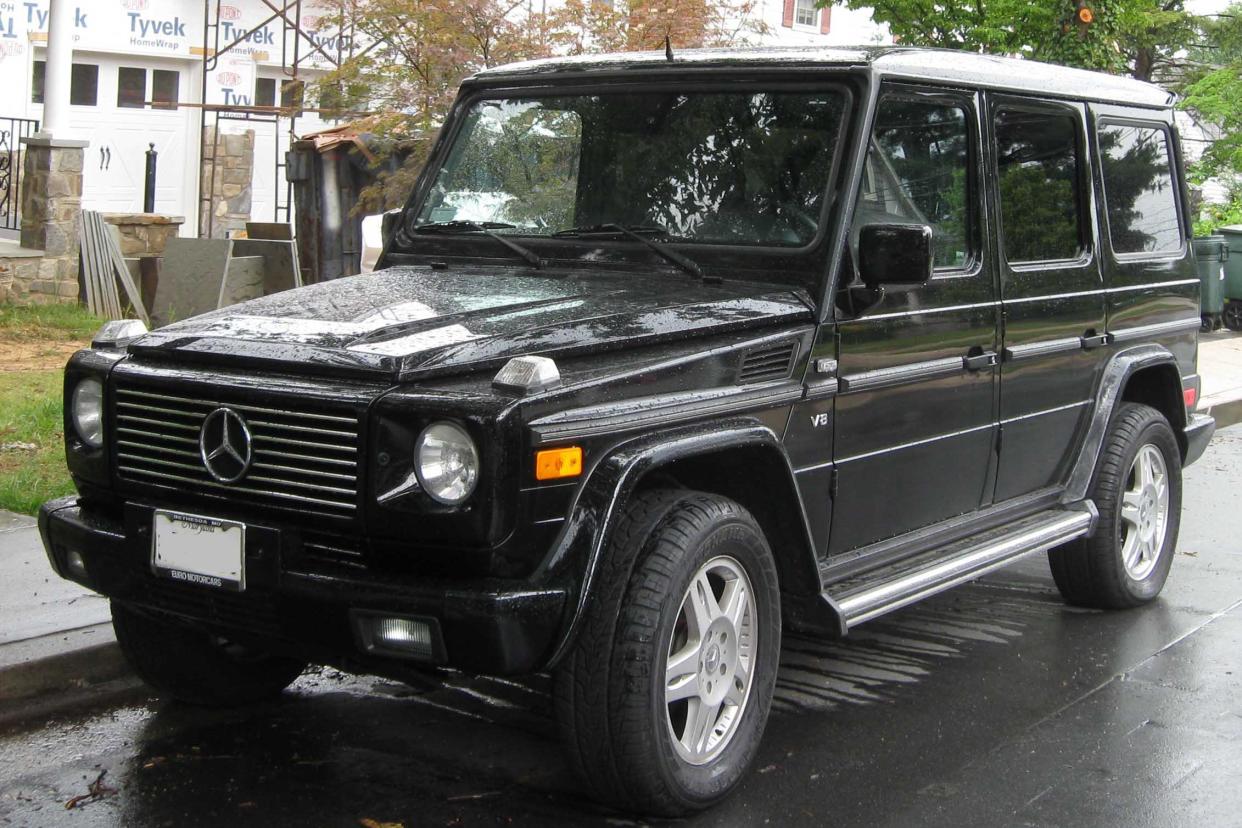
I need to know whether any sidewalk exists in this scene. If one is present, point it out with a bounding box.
[2,333,1242,713]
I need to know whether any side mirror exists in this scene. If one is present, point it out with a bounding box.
[858,223,934,291]
[381,210,402,247]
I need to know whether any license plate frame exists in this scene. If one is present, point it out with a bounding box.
[151,509,246,592]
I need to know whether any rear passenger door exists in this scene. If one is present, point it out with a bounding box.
[990,96,1106,503]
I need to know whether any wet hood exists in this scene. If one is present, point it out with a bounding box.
[128,267,815,382]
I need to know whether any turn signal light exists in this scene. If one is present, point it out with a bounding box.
[536,446,583,481]
[1184,387,1197,409]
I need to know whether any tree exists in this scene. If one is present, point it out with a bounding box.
[828,0,1197,81]
[314,0,765,212]
[1179,4,1242,233]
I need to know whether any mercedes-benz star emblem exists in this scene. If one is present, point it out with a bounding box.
[199,407,253,483]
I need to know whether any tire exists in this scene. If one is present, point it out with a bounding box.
[1200,314,1214,333]
[112,601,307,706]
[1049,403,1182,608]
[1224,301,1242,332]
[554,490,781,816]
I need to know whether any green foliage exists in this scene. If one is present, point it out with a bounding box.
[1179,3,1242,235]
[0,303,103,341]
[829,0,1197,81]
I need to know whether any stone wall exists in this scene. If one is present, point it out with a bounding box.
[199,127,254,239]
[3,137,88,304]
[103,213,184,257]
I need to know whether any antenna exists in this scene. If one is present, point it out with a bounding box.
[665,35,674,62]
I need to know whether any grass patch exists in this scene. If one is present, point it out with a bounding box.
[0,303,103,343]
[0,371,72,515]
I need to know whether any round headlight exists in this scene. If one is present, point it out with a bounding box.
[414,422,479,505]
[71,378,104,449]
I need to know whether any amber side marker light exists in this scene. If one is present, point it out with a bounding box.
[536,446,583,481]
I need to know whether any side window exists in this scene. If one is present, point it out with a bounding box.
[1098,122,1182,255]
[861,94,973,271]
[995,108,1084,264]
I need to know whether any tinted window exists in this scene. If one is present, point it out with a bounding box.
[995,109,1084,263]
[153,70,179,109]
[861,95,972,269]
[417,91,847,246]
[1099,123,1181,254]
[70,63,99,106]
[118,67,146,108]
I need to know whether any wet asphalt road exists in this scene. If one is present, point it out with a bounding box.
[2,426,1240,827]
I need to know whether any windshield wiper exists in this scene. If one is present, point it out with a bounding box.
[410,220,544,268]
[552,223,703,280]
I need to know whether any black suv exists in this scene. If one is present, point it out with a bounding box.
[42,47,1215,815]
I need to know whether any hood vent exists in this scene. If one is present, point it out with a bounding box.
[738,342,797,384]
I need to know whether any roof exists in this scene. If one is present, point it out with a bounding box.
[469,46,1174,109]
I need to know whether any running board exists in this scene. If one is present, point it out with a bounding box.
[824,505,1096,631]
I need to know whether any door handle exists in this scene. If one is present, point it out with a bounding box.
[963,350,999,371]
[1081,333,1110,349]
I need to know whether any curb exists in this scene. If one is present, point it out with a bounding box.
[0,623,130,708]
[1202,397,1242,431]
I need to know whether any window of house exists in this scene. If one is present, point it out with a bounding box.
[33,61,100,106]
[152,70,180,109]
[860,94,974,270]
[1098,122,1182,255]
[995,108,1084,263]
[118,67,147,108]
[255,77,276,108]
[280,79,304,114]
[31,60,44,104]
[69,63,99,106]
[794,0,817,27]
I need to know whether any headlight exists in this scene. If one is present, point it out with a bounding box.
[71,378,104,449]
[414,422,479,505]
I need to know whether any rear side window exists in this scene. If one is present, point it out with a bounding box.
[995,108,1084,264]
[1098,123,1182,255]
[862,94,973,270]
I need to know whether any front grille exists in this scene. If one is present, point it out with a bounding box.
[300,534,367,572]
[113,384,360,519]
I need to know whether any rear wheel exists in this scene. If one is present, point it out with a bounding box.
[554,490,781,816]
[1049,403,1182,608]
[112,602,306,706]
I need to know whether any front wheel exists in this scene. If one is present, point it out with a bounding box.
[554,490,781,816]
[1049,403,1182,608]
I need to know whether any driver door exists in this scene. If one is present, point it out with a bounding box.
[827,84,1000,555]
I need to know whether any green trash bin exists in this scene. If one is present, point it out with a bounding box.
[1220,226,1242,331]
[1193,235,1228,331]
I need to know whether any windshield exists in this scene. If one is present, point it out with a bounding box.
[412,89,848,247]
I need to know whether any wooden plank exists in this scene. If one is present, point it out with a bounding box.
[102,220,149,325]
[77,219,97,315]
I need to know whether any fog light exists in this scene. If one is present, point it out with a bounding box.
[353,612,440,661]
[65,548,88,579]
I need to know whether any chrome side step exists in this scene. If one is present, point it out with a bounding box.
[825,506,1095,631]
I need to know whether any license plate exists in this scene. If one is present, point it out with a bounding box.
[152,510,246,592]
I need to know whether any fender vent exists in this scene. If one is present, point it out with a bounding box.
[738,342,797,384]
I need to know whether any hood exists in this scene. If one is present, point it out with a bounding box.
[128,267,814,382]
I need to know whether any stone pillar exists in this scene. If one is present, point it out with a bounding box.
[102,213,185,257]
[199,127,254,239]
[18,136,87,301]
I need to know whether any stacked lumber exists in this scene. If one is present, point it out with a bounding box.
[78,211,148,324]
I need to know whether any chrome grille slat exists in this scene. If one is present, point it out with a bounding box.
[113,383,361,518]
[254,448,357,468]
[116,389,357,424]
[116,426,199,446]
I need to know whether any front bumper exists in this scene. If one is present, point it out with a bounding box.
[38,497,566,676]
[1183,412,1215,467]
